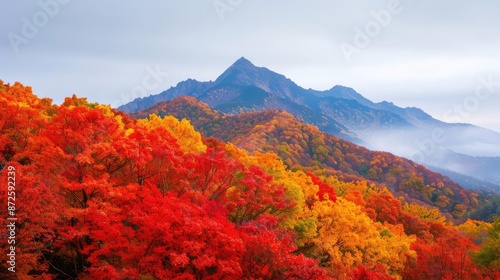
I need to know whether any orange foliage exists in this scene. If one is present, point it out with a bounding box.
[0,80,497,279]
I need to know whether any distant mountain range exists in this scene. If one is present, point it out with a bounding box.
[118,57,500,190]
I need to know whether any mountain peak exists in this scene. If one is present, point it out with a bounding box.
[232,57,255,69]
[313,85,374,108]
[214,57,260,85]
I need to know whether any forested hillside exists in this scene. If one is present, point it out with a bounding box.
[121,58,500,189]
[134,96,496,220]
[1,80,500,279]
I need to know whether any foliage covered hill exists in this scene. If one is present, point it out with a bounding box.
[133,96,494,220]
[2,80,500,279]
[120,57,500,189]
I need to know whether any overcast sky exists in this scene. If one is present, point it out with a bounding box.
[1,1,500,132]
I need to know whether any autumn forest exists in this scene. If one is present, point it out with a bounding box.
[1,80,500,279]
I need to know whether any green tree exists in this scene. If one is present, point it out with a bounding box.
[474,216,500,269]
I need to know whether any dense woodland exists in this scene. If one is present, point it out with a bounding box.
[1,80,500,279]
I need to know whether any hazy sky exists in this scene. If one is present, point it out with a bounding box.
[1,1,500,132]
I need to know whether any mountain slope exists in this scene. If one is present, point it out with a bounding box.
[119,57,500,188]
[133,96,495,219]
[119,57,418,140]
[118,78,214,112]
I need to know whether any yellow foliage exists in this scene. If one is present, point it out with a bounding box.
[458,219,491,241]
[403,203,447,224]
[310,198,415,278]
[138,114,206,154]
